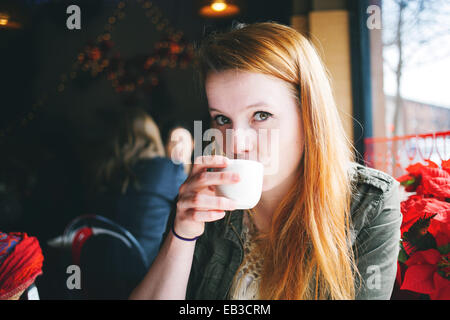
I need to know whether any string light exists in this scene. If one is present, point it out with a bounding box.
[199,0,240,18]
[211,1,227,12]
[0,12,22,29]
[0,13,9,26]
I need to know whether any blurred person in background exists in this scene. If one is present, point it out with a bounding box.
[88,107,187,265]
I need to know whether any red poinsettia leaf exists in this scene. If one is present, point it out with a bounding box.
[442,159,450,175]
[400,195,422,213]
[424,166,450,179]
[406,162,427,176]
[420,167,450,198]
[429,213,450,239]
[400,196,426,235]
[397,174,411,183]
[429,285,450,300]
[433,231,450,249]
[406,249,442,266]
[415,185,426,195]
[423,177,450,199]
[397,174,415,184]
[403,161,437,177]
[418,185,431,195]
[401,161,444,194]
[405,186,417,193]
[401,264,436,294]
[429,272,450,300]
[400,197,450,236]
[425,160,440,168]
[434,270,450,288]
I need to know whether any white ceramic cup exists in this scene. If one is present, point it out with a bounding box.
[216,159,264,210]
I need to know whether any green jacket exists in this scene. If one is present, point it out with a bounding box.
[173,163,402,300]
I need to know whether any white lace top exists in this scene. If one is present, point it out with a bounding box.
[228,211,263,300]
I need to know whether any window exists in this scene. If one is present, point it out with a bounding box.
[367,0,450,176]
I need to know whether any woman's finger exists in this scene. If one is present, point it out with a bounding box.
[190,155,229,175]
[190,210,226,222]
[188,170,240,190]
[178,193,237,211]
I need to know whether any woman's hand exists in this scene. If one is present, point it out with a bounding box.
[173,155,240,239]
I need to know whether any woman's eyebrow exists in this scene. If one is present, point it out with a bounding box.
[246,102,270,109]
[208,107,222,113]
[209,102,270,113]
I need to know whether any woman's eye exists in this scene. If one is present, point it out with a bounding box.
[254,111,272,122]
[213,115,231,126]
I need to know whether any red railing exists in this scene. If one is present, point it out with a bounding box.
[364,131,450,178]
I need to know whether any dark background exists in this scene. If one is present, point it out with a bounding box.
[0,0,293,241]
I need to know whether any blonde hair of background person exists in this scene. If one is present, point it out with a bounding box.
[94,107,165,194]
[130,22,364,300]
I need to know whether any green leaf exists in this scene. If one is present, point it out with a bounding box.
[400,176,415,187]
[398,242,409,263]
[438,243,450,255]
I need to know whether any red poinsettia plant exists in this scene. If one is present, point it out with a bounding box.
[391,159,450,300]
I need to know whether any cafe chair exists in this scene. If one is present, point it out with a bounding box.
[47,214,149,299]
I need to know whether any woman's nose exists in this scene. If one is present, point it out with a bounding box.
[229,127,257,159]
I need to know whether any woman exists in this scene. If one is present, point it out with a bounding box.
[130,22,402,300]
[90,107,187,265]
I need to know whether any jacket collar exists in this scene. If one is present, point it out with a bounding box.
[223,210,245,249]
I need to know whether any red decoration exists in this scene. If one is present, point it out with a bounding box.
[79,34,193,94]
[393,160,450,300]
[0,233,44,299]
[401,249,450,299]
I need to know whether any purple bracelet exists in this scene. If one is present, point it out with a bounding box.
[171,224,200,242]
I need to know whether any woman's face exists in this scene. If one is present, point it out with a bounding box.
[206,70,304,192]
